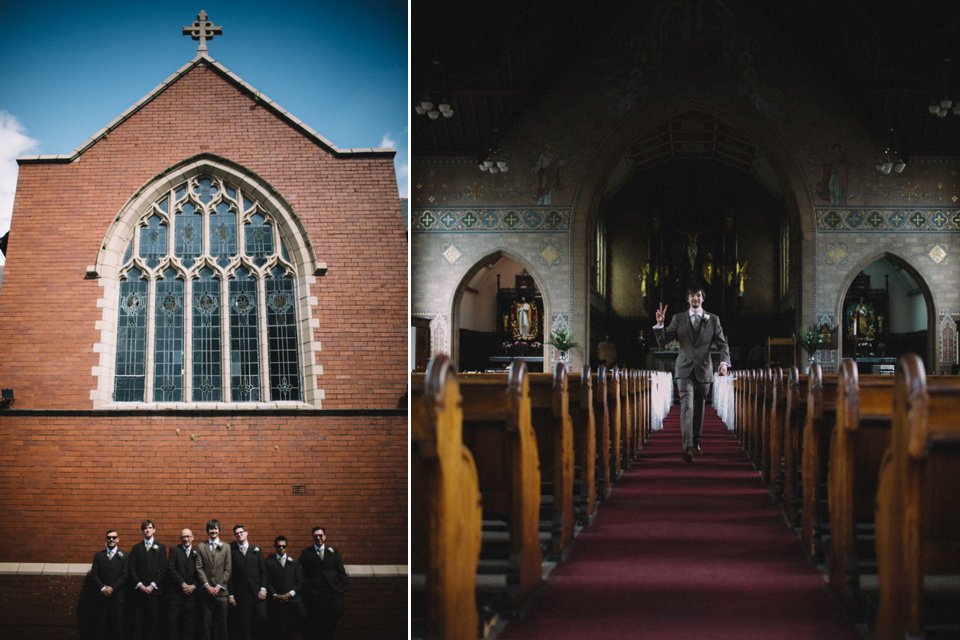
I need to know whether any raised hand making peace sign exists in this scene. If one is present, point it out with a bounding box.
[655,302,668,325]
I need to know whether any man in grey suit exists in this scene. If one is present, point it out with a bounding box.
[654,284,731,462]
[196,518,232,640]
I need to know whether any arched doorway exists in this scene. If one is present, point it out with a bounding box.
[839,255,934,371]
[592,156,794,370]
[572,104,810,369]
[452,253,549,373]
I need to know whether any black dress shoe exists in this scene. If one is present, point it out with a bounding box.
[683,448,694,462]
[693,445,703,456]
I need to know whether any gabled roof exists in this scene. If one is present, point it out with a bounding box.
[18,53,395,164]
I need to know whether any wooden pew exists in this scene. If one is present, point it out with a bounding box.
[759,368,777,482]
[640,371,652,442]
[747,369,760,453]
[528,364,575,557]
[876,354,960,640]
[411,356,483,640]
[628,369,641,457]
[568,366,597,526]
[733,370,747,446]
[826,359,895,617]
[607,367,622,481]
[619,368,634,469]
[782,366,807,526]
[458,361,542,608]
[750,369,768,468]
[593,365,611,501]
[801,364,838,562]
[767,367,786,496]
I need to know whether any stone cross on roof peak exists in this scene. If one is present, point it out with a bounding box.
[182,10,222,53]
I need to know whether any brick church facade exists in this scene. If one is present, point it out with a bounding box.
[0,46,407,638]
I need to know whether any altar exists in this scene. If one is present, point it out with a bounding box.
[488,355,544,373]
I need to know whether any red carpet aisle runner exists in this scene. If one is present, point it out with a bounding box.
[496,404,862,640]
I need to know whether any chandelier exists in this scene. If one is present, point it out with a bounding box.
[415,60,454,120]
[478,130,509,173]
[875,129,906,175]
[928,58,960,117]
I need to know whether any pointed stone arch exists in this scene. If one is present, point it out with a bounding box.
[569,97,814,358]
[90,154,324,407]
[833,251,936,370]
[450,249,555,370]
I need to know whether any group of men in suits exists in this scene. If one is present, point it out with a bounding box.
[91,519,348,640]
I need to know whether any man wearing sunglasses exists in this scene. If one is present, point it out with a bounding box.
[299,527,347,640]
[91,529,128,640]
[265,536,304,640]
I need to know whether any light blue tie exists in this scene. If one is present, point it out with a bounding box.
[691,314,701,330]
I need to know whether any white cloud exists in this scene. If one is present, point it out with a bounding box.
[380,131,408,198]
[396,160,409,199]
[0,111,38,241]
[380,133,397,149]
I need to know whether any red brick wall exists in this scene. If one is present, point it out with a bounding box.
[0,60,407,410]
[0,413,407,562]
[0,574,406,639]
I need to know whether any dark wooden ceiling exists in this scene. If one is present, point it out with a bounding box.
[412,0,960,162]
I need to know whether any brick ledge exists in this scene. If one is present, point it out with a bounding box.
[0,562,407,577]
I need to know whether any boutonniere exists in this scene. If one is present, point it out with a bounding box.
[152,544,159,551]
[327,547,334,554]
[215,542,223,551]
[118,551,124,558]
[703,313,710,321]
[252,547,259,552]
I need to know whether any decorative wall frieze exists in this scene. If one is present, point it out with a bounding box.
[412,207,572,232]
[816,207,960,231]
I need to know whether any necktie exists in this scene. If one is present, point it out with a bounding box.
[691,314,701,330]
[320,547,325,560]
[280,556,286,567]
[241,546,247,556]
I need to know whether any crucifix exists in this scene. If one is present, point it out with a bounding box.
[182,10,223,53]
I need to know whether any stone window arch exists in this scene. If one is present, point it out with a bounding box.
[93,157,323,407]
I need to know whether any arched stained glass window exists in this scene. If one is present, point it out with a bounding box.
[266,266,302,401]
[154,268,184,402]
[112,174,304,403]
[193,267,222,402]
[115,267,148,401]
[229,266,260,402]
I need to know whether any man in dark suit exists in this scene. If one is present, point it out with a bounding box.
[91,528,128,640]
[166,528,200,640]
[229,524,267,640]
[196,518,232,640]
[264,536,305,640]
[299,527,347,640]
[129,519,167,640]
[654,284,731,462]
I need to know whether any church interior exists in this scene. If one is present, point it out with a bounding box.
[411,2,960,639]
[411,0,960,376]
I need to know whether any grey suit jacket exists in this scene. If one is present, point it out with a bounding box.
[655,309,731,383]
[195,540,232,597]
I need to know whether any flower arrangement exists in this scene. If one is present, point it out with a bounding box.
[547,327,579,352]
[798,325,827,356]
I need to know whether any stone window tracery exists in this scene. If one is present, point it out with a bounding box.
[113,173,303,403]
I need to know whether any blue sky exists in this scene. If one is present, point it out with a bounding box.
[0,0,409,265]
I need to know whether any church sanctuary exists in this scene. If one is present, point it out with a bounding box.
[411,2,960,639]
[0,11,406,639]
